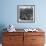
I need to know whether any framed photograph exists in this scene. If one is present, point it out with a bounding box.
[17,5,35,23]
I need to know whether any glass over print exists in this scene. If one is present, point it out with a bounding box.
[17,5,35,23]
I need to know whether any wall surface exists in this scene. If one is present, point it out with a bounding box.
[0,0,46,29]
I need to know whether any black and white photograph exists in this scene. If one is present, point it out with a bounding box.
[17,5,35,23]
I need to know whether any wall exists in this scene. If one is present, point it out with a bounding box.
[0,0,46,29]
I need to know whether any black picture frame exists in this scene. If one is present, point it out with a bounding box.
[17,5,35,23]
